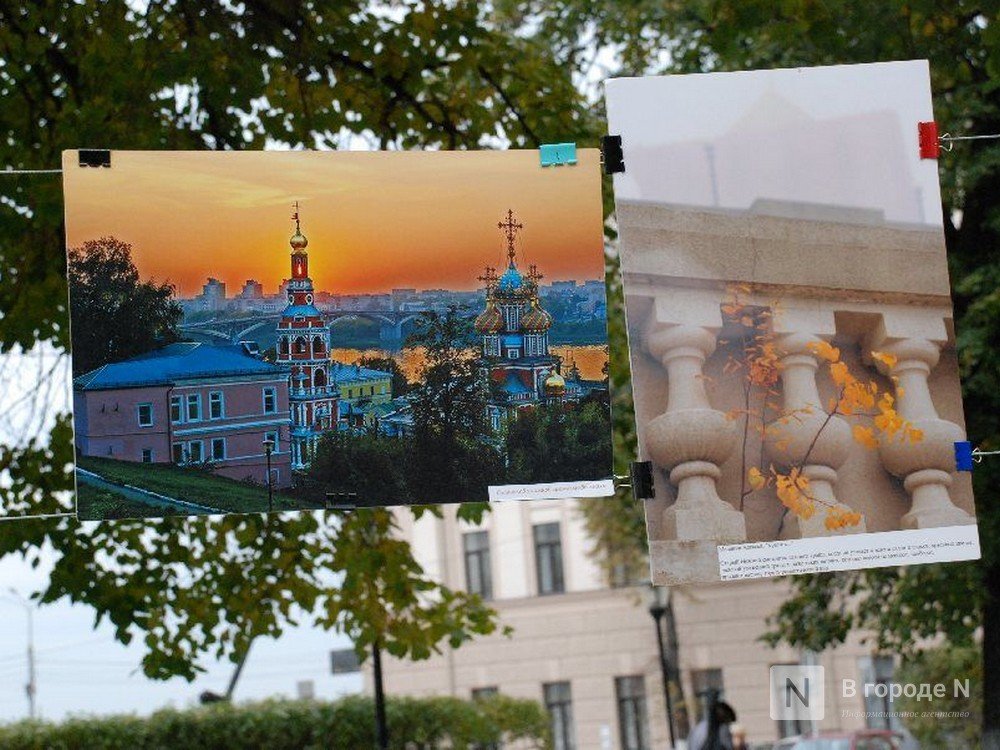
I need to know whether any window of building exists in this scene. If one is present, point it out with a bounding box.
[691,668,725,723]
[137,403,153,427]
[471,686,498,701]
[141,448,153,463]
[187,440,204,463]
[211,438,226,461]
[463,531,493,600]
[209,391,224,419]
[264,431,279,453]
[615,676,650,750]
[533,522,565,595]
[263,387,277,414]
[170,395,183,424]
[859,655,903,732]
[172,443,184,464]
[186,393,201,421]
[544,682,576,750]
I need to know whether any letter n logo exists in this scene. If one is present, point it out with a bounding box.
[770,665,825,721]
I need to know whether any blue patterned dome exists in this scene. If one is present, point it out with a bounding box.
[497,266,524,292]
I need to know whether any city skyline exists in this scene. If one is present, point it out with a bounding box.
[62,150,606,298]
[182,275,603,301]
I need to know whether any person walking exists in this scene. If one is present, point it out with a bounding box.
[686,699,737,750]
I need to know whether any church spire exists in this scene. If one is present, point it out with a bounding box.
[497,209,523,269]
[289,202,309,280]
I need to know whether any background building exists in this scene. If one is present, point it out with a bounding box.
[373,499,906,749]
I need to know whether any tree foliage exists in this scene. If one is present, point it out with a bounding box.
[530,1,1000,740]
[406,307,504,504]
[505,400,612,484]
[897,646,983,749]
[68,237,182,375]
[0,0,595,681]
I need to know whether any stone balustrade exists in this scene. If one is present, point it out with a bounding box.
[865,333,974,529]
[642,320,747,544]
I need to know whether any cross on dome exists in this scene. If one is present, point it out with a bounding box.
[497,209,523,268]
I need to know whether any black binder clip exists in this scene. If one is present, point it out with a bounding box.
[601,135,625,175]
[629,460,655,501]
[78,149,111,168]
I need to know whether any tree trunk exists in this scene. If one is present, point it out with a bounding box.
[983,560,1000,750]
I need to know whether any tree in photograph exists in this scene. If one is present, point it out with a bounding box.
[405,306,504,504]
[68,237,182,375]
[303,429,411,504]
[506,401,612,484]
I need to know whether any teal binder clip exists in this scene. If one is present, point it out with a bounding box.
[540,143,577,167]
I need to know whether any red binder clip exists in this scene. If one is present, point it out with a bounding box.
[918,121,940,159]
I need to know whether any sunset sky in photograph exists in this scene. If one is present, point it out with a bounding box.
[62,149,605,298]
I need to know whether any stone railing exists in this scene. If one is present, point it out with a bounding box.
[618,201,976,586]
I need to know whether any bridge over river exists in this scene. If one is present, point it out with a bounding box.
[179,307,448,344]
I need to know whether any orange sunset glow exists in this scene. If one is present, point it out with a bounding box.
[62,149,605,298]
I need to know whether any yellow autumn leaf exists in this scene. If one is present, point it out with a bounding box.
[829,361,849,387]
[808,340,840,363]
[852,424,879,449]
[748,467,766,490]
[871,351,898,369]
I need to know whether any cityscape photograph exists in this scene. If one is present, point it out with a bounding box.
[63,150,612,518]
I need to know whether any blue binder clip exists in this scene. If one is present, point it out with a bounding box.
[955,441,974,472]
[540,143,577,167]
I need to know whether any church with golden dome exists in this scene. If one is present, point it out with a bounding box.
[475,210,572,430]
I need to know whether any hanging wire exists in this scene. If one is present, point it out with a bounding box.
[0,168,63,175]
[973,448,1000,463]
[938,132,1000,152]
[0,512,76,523]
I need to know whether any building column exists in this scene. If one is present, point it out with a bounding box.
[643,316,746,543]
[867,324,974,529]
[766,332,866,536]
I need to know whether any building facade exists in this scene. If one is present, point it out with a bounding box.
[373,499,906,749]
[331,363,393,428]
[275,205,338,469]
[73,342,292,487]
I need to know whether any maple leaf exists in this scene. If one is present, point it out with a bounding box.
[852,424,879,449]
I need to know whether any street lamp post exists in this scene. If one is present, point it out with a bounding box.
[372,637,389,750]
[8,589,36,720]
[646,584,677,748]
[262,438,275,513]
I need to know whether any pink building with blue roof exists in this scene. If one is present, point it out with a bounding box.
[73,341,293,488]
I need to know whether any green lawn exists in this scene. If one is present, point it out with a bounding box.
[77,482,179,519]
[77,456,316,517]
